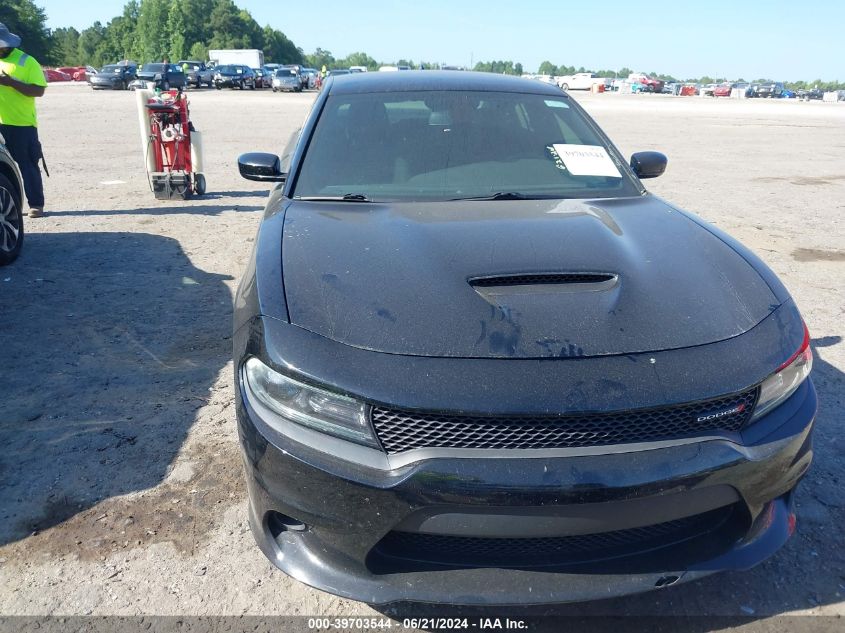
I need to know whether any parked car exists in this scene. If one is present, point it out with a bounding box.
[271,68,302,92]
[88,64,137,90]
[80,65,99,81]
[713,82,749,97]
[234,71,816,606]
[797,88,823,101]
[253,68,272,88]
[213,64,255,90]
[628,73,665,93]
[133,63,186,90]
[0,136,24,265]
[700,83,717,97]
[301,68,319,89]
[712,83,732,97]
[556,72,603,91]
[177,60,214,88]
[752,82,784,98]
[280,64,308,89]
[43,69,72,82]
[57,66,87,81]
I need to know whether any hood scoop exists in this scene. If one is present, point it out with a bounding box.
[470,273,618,295]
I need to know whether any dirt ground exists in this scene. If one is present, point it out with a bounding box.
[0,83,843,628]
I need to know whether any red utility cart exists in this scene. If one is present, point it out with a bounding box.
[144,90,206,199]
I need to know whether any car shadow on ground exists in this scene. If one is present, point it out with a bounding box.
[47,204,264,217]
[198,190,269,199]
[374,336,845,625]
[0,231,234,547]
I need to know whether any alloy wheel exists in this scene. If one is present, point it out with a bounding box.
[0,179,23,263]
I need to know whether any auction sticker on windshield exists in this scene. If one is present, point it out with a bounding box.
[552,144,622,178]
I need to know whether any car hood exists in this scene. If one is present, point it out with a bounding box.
[281,196,778,358]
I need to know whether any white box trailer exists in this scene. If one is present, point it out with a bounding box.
[208,49,265,69]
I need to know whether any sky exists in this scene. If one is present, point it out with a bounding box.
[39,0,845,80]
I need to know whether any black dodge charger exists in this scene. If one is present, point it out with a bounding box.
[233,72,815,604]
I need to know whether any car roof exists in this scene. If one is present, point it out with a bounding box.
[327,70,570,96]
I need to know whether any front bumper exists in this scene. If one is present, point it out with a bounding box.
[215,78,244,88]
[90,80,122,89]
[237,367,815,605]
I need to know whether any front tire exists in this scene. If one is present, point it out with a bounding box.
[0,174,24,266]
[560,83,569,91]
[194,173,206,196]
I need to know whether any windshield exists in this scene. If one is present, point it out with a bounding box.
[293,90,640,202]
[276,70,297,77]
[141,64,165,72]
[100,65,122,73]
[218,65,244,74]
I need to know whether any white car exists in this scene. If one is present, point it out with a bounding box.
[557,72,605,91]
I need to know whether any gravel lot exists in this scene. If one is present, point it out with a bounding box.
[0,83,843,628]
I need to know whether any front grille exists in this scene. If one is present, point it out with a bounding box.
[372,505,737,568]
[371,389,758,454]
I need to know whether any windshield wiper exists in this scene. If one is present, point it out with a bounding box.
[450,192,538,201]
[296,193,372,202]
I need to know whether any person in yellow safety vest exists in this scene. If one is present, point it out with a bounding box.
[321,65,327,79]
[0,22,48,218]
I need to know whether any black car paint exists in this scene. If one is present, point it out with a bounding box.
[279,196,778,359]
[214,66,256,90]
[752,82,784,98]
[233,72,815,604]
[135,64,186,89]
[88,65,137,90]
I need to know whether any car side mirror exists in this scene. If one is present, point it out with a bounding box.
[238,152,287,182]
[630,151,668,179]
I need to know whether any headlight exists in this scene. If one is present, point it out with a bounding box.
[243,357,378,447]
[751,322,813,422]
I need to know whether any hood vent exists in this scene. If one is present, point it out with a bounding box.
[470,273,617,287]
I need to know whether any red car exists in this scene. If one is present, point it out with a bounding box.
[57,66,87,81]
[714,82,750,97]
[627,73,665,93]
[44,68,72,82]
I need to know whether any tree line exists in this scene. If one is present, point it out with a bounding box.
[2,0,843,90]
[534,60,845,90]
[3,0,302,68]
